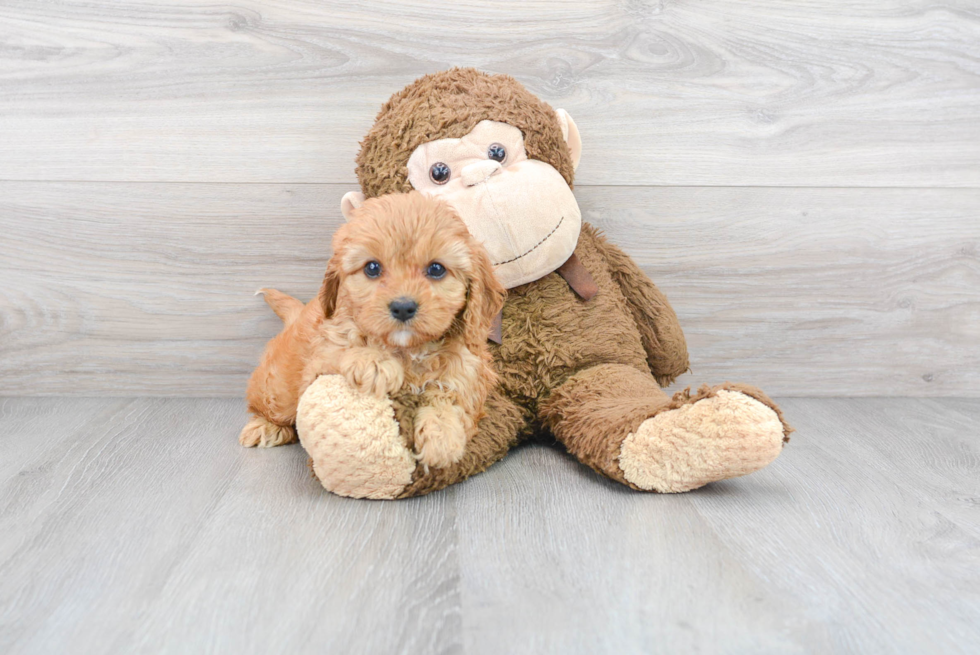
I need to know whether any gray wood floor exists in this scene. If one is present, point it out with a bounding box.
[1,397,977,654]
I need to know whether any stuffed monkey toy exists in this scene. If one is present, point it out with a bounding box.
[293,68,792,499]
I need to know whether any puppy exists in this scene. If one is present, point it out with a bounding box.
[240,192,505,469]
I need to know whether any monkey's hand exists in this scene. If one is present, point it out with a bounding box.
[339,348,405,398]
[414,403,467,469]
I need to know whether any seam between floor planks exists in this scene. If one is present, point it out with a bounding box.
[0,397,978,654]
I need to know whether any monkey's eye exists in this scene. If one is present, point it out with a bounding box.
[425,262,447,279]
[363,261,382,278]
[429,162,451,185]
[487,143,506,163]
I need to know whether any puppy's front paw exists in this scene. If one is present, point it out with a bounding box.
[342,351,404,397]
[414,405,467,469]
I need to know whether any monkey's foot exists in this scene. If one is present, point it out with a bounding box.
[296,375,414,499]
[619,388,788,493]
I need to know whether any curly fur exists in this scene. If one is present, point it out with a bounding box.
[242,193,505,468]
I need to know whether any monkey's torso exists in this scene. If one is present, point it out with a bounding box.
[491,223,658,429]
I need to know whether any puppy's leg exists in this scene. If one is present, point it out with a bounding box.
[398,388,528,497]
[414,401,468,469]
[239,416,297,448]
[411,346,490,468]
[241,298,323,448]
[338,347,404,397]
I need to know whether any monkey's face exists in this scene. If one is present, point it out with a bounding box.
[403,120,582,289]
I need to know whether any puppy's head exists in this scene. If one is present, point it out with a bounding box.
[321,192,505,350]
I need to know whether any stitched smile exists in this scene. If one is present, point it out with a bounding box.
[492,216,564,267]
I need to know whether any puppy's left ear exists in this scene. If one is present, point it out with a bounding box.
[320,224,352,317]
[319,258,342,319]
[461,239,506,352]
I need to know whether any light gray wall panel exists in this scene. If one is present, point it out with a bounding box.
[2,182,976,396]
[1,1,978,186]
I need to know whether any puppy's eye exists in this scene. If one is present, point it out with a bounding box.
[363,261,382,278]
[425,262,447,279]
[429,162,451,185]
[487,143,506,163]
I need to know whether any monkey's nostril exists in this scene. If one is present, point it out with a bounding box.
[389,298,418,322]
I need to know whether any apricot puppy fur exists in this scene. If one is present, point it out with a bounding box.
[240,192,505,469]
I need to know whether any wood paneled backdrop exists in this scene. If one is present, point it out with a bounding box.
[1,0,978,396]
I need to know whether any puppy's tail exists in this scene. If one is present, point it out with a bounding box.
[255,288,304,326]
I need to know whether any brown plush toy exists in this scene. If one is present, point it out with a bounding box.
[296,68,792,499]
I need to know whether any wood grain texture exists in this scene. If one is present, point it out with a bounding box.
[0,397,978,653]
[0,397,463,655]
[1,1,978,186]
[2,182,977,396]
[454,397,980,653]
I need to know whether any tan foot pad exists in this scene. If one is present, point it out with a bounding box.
[619,390,785,493]
[296,375,414,500]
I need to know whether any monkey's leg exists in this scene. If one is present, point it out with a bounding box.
[539,364,791,493]
[298,375,526,499]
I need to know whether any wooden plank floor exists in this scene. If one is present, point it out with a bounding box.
[1,397,977,654]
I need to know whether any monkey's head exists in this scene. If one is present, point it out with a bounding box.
[343,68,584,289]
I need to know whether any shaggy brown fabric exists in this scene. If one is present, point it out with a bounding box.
[588,230,691,386]
[492,225,654,407]
[356,68,575,199]
[316,68,791,498]
[540,364,671,489]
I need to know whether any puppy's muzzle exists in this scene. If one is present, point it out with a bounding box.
[389,298,418,323]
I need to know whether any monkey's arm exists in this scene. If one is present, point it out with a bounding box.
[584,225,689,387]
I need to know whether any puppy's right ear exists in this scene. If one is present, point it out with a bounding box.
[319,259,341,318]
[460,236,507,353]
[341,191,365,222]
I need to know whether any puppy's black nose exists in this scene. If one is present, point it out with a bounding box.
[389,298,418,322]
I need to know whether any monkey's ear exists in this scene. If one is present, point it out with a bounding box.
[340,191,365,222]
[555,109,582,171]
